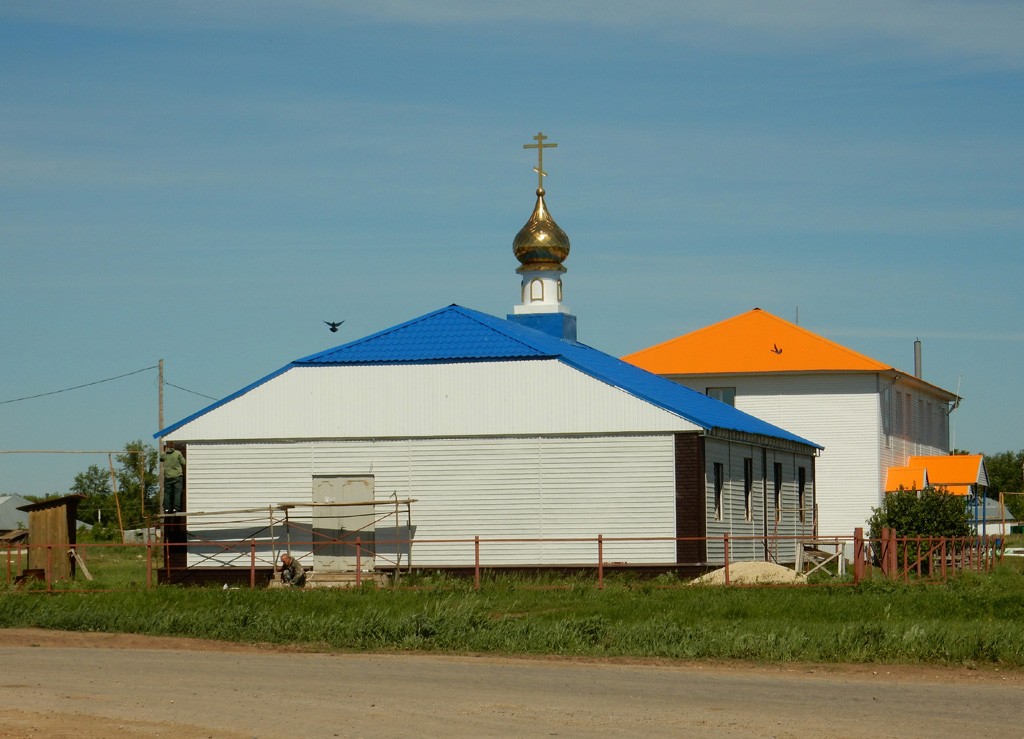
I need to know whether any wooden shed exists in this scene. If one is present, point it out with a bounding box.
[17,494,85,582]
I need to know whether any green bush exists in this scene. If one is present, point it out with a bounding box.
[869,486,972,541]
[868,486,972,573]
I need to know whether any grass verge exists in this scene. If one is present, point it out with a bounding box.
[3,563,1024,668]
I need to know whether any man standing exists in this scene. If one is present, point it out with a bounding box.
[160,440,185,514]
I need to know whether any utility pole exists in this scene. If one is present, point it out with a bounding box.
[158,359,164,513]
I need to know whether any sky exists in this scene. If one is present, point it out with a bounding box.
[2,1,1022,495]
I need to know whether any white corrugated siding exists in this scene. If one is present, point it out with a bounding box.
[880,378,950,481]
[168,361,702,442]
[673,373,879,538]
[185,435,677,567]
[184,445,313,568]
[702,438,766,562]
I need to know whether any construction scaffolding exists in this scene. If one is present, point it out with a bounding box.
[158,497,416,585]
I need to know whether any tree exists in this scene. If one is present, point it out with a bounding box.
[66,441,160,538]
[71,464,112,515]
[868,486,972,572]
[114,440,159,529]
[982,449,1024,520]
[70,463,120,541]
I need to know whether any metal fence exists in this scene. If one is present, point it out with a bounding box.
[2,528,1008,592]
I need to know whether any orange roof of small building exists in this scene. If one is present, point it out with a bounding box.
[624,308,891,375]
[884,467,928,492]
[906,454,986,496]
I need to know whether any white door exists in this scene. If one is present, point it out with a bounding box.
[312,476,375,571]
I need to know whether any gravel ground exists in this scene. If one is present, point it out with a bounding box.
[1,629,1020,738]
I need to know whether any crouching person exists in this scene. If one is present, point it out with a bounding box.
[279,553,306,588]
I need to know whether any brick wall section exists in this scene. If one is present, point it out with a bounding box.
[674,434,707,563]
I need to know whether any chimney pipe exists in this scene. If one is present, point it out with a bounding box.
[914,339,922,378]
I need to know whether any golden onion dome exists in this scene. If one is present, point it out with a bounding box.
[513,187,570,272]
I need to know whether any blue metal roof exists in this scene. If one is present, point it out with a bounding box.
[294,305,553,364]
[157,304,820,449]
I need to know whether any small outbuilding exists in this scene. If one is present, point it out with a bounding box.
[16,494,85,582]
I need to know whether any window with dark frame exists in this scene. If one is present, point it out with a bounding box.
[773,462,783,523]
[743,457,753,522]
[798,467,807,524]
[713,462,724,521]
[706,386,736,406]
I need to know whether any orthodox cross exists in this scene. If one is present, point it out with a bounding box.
[523,131,557,190]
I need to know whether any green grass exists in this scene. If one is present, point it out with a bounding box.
[3,562,1024,668]
[2,545,153,591]
[75,545,153,589]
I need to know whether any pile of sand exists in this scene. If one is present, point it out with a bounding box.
[690,561,806,586]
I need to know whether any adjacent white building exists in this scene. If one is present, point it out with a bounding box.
[624,308,959,539]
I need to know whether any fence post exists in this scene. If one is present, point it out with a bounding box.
[250,539,257,589]
[474,536,480,591]
[886,528,896,579]
[940,537,947,581]
[46,544,53,591]
[355,537,362,587]
[853,528,864,585]
[597,534,604,590]
[723,533,731,586]
[146,541,153,589]
[879,527,890,578]
[894,529,904,581]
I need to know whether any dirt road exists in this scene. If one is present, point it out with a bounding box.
[0,629,1019,738]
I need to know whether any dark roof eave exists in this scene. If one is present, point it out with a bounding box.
[662,368,959,403]
[706,427,822,455]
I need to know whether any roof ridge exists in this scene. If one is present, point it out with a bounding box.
[752,309,891,371]
[292,305,455,364]
[625,310,753,360]
[450,305,562,357]
[624,307,893,373]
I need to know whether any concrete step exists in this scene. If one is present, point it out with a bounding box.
[306,571,388,588]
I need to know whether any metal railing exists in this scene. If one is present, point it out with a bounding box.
[3,529,1009,592]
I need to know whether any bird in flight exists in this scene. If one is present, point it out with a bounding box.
[324,321,345,333]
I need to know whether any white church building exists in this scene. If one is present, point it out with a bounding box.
[157,135,821,579]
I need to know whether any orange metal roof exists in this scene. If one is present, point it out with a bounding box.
[884,467,928,492]
[624,308,894,375]
[906,454,985,496]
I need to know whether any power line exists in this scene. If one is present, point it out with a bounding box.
[164,382,219,399]
[0,365,158,405]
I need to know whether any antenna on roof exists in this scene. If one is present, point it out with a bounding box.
[795,306,799,325]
